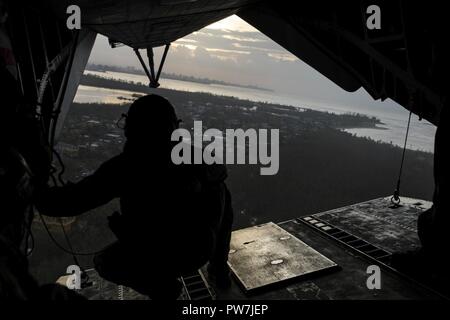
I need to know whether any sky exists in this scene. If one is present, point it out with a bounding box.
[87,15,409,118]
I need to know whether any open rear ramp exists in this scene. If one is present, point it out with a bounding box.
[75,197,444,300]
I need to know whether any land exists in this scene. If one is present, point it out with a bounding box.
[86,63,274,92]
[29,79,434,284]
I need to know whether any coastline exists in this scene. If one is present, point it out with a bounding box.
[76,72,434,152]
[79,73,383,131]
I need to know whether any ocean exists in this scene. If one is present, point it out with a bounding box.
[74,70,436,153]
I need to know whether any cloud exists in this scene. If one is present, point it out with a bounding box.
[87,27,319,94]
[205,48,251,55]
[267,52,299,62]
[191,31,216,37]
[172,43,197,51]
[175,38,198,44]
[222,34,265,42]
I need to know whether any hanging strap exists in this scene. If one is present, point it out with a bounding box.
[134,44,170,88]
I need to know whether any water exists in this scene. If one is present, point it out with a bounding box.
[75,70,436,153]
[344,116,435,153]
[74,84,138,105]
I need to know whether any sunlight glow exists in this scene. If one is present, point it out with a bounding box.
[206,15,258,33]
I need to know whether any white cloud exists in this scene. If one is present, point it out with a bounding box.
[205,48,251,55]
[172,43,197,51]
[267,52,298,62]
[232,42,282,53]
[222,35,265,42]
[192,31,215,37]
[175,38,198,44]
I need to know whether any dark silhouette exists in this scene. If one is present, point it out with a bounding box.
[391,105,449,285]
[37,94,234,299]
[417,106,449,257]
[0,55,82,300]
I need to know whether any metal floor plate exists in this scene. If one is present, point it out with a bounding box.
[311,197,431,253]
[227,222,338,292]
[77,269,212,300]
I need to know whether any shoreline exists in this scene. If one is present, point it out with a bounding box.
[79,74,383,130]
[76,74,433,153]
[336,123,388,131]
[86,65,274,93]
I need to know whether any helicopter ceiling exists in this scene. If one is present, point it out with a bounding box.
[237,1,448,126]
[18,0,450,127]
[47,0,260,48]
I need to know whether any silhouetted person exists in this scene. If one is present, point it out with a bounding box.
[0,46,81,300]
[1,148,83,300]
[416,106,450,267]
[37,94,233,299]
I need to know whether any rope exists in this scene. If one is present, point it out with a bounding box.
[391,110,413,205]
[33,31,104,288]
[38,211,103,256]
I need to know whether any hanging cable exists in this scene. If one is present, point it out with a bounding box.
[391,110,413,205]
[59,219,82,267]
[23,205,35,257]
[33,30,104,288]
[52,148,66,186]
[37,211,104,257]
[50,30,80,148]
